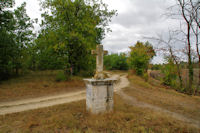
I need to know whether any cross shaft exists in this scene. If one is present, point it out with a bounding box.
[92,45,108,73]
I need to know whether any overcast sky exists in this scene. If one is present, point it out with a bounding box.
[15,0,179,64]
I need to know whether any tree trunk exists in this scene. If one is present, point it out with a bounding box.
[16,67,19,75]
[169,46,183,89]
[199,60,200,86]
[188,44,193,94]
[177,65,183,88]
[187,24,193,94]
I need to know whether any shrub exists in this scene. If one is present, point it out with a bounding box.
[161,58,177,88]
[104,53,128,70]
[143,73,148,82]
[128,41,155,76]
[55,70,68,82]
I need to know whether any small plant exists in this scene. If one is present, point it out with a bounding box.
[143,73,148,82]
[55,70,68,82]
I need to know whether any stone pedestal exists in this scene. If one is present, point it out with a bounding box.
[84,78,116,114]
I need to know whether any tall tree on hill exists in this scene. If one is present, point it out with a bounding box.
[36,0,116,75]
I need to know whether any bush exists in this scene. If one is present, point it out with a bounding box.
[55,70,68,82]
[143,73,148,82]
[128,41,155,76]
[104,53,128,70]
[161,58,177,88]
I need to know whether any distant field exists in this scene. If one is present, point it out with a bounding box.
[0,71,85,102]
[149,69,200,88]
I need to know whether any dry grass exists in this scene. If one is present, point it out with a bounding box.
[0,71,199,132]
[149,69,200,89]
[125,74,200,122]
[0,71,85,102]
[0,94,199,133]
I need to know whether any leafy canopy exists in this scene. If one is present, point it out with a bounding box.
[104,53,128,70]
[128,41,155,75]
[35,0,116,75]
[0,1,34,80]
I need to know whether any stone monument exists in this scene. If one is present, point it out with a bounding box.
[84,45,116,114]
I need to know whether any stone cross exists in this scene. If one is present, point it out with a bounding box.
[92,45,108,74]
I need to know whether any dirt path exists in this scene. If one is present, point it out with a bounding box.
[0,74,120,115]
[0,73,199,129]
[115,74,200,129]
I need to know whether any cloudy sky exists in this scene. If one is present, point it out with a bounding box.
[15,0,179,64]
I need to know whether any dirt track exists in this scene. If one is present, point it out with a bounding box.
[0,74,122,115]
[0,73,199,129]
[115,74,200,129]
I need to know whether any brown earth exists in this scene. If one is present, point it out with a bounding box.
[0,71,85,102]
[0,72,199,132]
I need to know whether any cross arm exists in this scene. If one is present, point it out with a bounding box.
[104,50,108,55]
[91,50,97,55]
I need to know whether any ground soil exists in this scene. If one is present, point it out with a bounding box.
[0,72,199,131]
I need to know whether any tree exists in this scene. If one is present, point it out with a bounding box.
[162,56,178,88]
[148,31,184,89]
[0,0,16,80]
[0,0,35,80]
[36,0,116,75]
[13,2,35,74]
[104,53,128,70]
[190,0,200,87]
[128,41,155,76]
[166,0,200,93]
[177,0,193,91]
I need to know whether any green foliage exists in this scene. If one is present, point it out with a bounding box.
[0,0,116,81]
[34,0,116,75]
[151,64,162,70]
[0,1,34,80]
[0,0,15,80]
[143,73,148,82]
[13,3,35,74]
[128,41,155,76]
[0,0,14,8]
[161,57,177,88]
[55,70,68,82]
[104,53,128,70]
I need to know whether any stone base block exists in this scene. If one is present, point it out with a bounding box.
[84,78,116,114]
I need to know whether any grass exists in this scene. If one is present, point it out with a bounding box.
[0,71,199,132]
[125,73,200,122]
[0,70,85,102]
[149,69,200,91]
[0,94,199,133]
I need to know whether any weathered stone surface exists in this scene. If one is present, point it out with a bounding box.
[84,78,116,114]
[91,45,108,80]
[84,44,116,114]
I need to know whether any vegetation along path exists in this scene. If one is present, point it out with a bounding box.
[0,73,199,129]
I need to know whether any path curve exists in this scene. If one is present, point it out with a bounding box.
[115,74,200,129]
[0,74,121,115]
[0,73,199,129]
